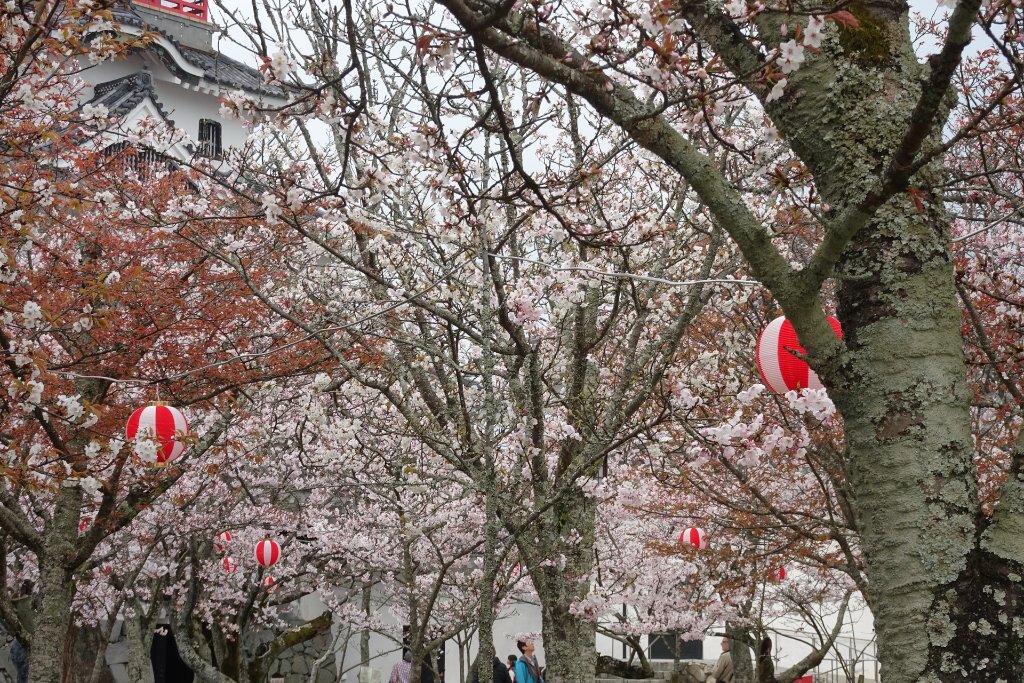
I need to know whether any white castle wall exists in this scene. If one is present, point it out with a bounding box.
[79,52,252,153]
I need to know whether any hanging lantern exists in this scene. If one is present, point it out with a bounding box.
[214,531,232,552]
[255,537,280,568]
[125,403,189,464]
[775,566,787,582]
[262,575,277,592]
[755,316,842,394]
[222,556,238,573]
[679,527,708,549]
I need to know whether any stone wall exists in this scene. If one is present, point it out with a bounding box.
[252,624,338,683]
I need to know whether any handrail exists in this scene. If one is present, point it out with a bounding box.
[134,0,208,22]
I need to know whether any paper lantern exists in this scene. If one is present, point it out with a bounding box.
[214,531,232,552]
[679,527,708,549]
[755,316,842,394]
[775,567,787,581]
[125,403,189,464]
[222,556,238,573]
[262,575,277,591]
[255,537,280,568]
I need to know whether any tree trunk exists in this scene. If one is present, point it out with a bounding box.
[361,581,372,667]
[173,609,237,683]
[774,6,1024,678]
[27,560,76,683]
[475,477,499,683]
[725,626,752,683]
[124,610,156,683]
[828,201,1024,681]
[798,26,1013,668]
[28,486,82,683]
[85,607,123,683]
[531,488,597,683]
[538,606,595,683]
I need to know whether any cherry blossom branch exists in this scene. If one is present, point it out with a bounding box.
[674,0,768,98]
[0,535,30,644]
[0,481,41,550]
[249,611,333,682]
[777,591,852,683]
[172,544,238,683]
[435,0,799,298]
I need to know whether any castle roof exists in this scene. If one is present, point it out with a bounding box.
[85,71,175,125]
[107,1,291,101]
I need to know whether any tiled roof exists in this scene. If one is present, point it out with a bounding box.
[176,45,290,100]
[85,71,176,125]
[109,1,291,100]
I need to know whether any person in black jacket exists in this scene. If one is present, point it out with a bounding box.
[473,656,514,683]
[755,637,775,683]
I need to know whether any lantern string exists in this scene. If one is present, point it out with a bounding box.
[489,254,763,288]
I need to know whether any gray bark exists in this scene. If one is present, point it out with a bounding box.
[124,606,156,683]
[776,594,851,683]
[27,486,82,683]
[475,194,503,683]
[172,603,237,683]
[724,626,751,683]
[531,489,597,683]
[360,582,372,667]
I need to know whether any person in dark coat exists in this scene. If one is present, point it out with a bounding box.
[472,656,514,683]
[755,637,775,683]
[10,640,28,683]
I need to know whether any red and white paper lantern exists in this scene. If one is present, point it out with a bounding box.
[262,575,277,591]
[222,556,238,573]
[755,316,842,394]
[679,527,708,550]
[255,537,280,568]
[214,531,232,552]
[125,403,189,464]
[775,567,787,582]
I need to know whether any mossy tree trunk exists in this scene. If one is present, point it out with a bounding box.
[27,486,82,683]
[529,487,598,683]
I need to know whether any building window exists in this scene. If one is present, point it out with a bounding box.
[198,119,222,158]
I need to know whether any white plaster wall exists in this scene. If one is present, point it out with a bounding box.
[77,53,250,151]
[152,82,247,148]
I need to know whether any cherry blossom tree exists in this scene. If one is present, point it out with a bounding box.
[294,0,1023,678]
[0,10,329,680]
[14,0,1018,679]
[201,21,756,682]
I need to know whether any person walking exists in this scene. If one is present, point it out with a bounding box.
[472,655,514,683]
[391,650,413,683]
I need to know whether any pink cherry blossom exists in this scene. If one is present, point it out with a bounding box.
[777,39,806,74]
[803,16,825,49]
